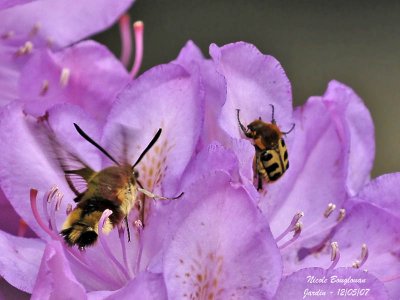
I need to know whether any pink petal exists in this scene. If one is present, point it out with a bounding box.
[357,173,400,218]
[0,0,135,48]
[103,63,203,195]
[164,171,282,299]
[324,80,375,195]
[0,103,102,238]
[262,96,348,247]
[32,240,86,299]
[300,202,400,299]
[20,40,129,122]
[100,272,167,300]
[209,42,293,139]
[0,0,36,10]
[0,188,20,235]
[0,44,21,106]
[275,267,389,299]
[0,230,45,293]
[176,41,227,147]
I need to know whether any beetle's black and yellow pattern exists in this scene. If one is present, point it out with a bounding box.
[237,105,294,190]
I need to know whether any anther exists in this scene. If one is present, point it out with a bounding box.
[16,41,34,55]
[29,22,41,37]
[46,37,53,48]
[55,191,63,210]
[352,243,368,269]
[328,241,340,270]
[46,186,58,203]
[130,21,144,79]
[275,211,304,242]
[66,203,72,215]
[134,219,143,230]
[59,68,70,87]
[278,222,303,249]
[40,80,49,96]
[337,208,346,222]
[1,31,14,39]
[323,203,336,218]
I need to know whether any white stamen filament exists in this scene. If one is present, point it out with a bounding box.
[118,226,134,278]
[98,209,131,281]
[328,242,340,270]
[31,188,128,287]
[275,211,304,243]
[352,243,368,269]
[134,219,144,274]
[278,222,303,249]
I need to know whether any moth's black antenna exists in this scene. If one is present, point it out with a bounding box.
[73,123,120,166]
[132,128,162,169]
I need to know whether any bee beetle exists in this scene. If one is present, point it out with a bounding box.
[236,105,295,190]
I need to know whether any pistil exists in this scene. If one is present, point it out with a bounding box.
[130,21,144,79]
[118,14,132,67]
[30,189,59,239]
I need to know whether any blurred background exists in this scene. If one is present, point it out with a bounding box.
[96,0,400,178]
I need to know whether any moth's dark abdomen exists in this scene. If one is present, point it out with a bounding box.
[61,227,98,248]
[61,196,124,249]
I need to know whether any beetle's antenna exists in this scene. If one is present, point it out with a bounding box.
[236,109,248,134]
[282,123,295,135]
[270,104,276,124]
[73,123,120,166]
[132,128,162,169]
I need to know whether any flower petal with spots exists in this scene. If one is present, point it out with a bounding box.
[103,62,203,196]
[164,171,282,299]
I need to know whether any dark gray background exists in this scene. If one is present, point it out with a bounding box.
[96,0,400,178]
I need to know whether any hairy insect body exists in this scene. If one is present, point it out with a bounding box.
[61,165,138,248]
[237,106,293,190]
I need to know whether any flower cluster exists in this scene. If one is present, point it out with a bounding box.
[0,2,399,299]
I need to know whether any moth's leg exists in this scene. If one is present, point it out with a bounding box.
[124,216,131,242]
[136,179,146,227]
[137,187,183,201]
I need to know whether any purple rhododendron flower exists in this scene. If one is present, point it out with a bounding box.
[0,0,135,106]
[0,4,399,298]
